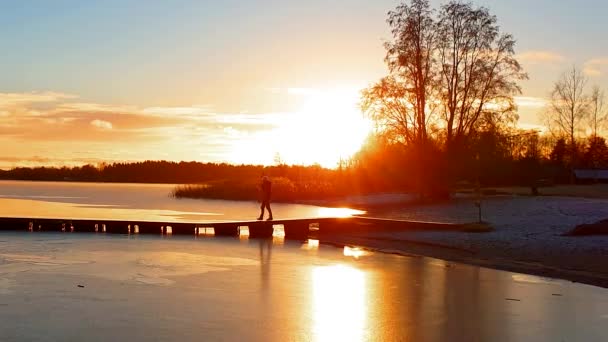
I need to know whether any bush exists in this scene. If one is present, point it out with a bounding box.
[172,177,345,203]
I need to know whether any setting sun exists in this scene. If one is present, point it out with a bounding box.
[229,87,372,168]
[278,87,372,167]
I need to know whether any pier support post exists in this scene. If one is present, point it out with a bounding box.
[104,222,129,234]
[170,223,196,235]
[248,222,274,238]
[137,223,161,234]
[213,224,239,237]
[0,218,32,231]
[284,221,310,240]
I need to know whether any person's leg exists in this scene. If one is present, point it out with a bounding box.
[265,201,273,220]
[258,202,265,220]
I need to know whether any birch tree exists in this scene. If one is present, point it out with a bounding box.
[548,66,589,165]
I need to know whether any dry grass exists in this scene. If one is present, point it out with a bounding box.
[172,177,346,202]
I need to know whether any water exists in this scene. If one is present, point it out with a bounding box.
[0,180,607,341]
[0,180,362,222]
[0,233,605,341]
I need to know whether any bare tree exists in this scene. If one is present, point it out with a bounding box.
[362,0,436,146]
[589,85,607,137]
[361,0,527,194]
[548,66,589,165]
[436,2,527,151]
[361,77,414,144]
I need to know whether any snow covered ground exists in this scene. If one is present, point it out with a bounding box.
[359,195,608,285]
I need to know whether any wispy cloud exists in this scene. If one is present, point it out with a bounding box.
[0,91,76,107]
[142,105,215,117]
[583,58,608,76]
[57,102,137,113]
[517,51,565,64]
[0,91,288,168]
[515,96,548,109]
[90,119,113,130]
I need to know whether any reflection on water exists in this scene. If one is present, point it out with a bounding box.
[272,225,285,237]
[301,239,320,251]
[511,273,560,285]
[0,197,220,223]
[343,246,369,259]
[0,234,605,341]
[234,226,285,245]
[312,265,367,342]
[316,207,365,218]
[259,239,272,295]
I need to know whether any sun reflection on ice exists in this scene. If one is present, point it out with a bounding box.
[343,246,369,259]
[317,207,365,218]
[301,239,320,253]
[312,265,367,342]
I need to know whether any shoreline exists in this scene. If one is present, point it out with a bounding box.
[321,234,608,289]
[331,193,608,289]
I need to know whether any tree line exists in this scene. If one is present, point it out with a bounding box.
[357,0,607,197]
[0,161,325,184]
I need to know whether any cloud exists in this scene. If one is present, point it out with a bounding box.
[515,96,548,109]
[0,91,76,107]
[583,58,608,76]
[58,102,137,113]
[90,119,113,130]
[142,105,215,117]
[0,90,291,167]
[517,51,565,64]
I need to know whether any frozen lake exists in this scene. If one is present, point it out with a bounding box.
[0,180,607,341]
[0,180,362,222]
[0,233,606,341]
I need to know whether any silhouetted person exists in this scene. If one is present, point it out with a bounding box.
[257,175,273,220]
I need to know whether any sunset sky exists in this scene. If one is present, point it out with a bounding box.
[1,0,607,169]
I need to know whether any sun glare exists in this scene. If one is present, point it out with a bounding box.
[228,87,372,168]
[312,265,367,341]
[276,87,371,168]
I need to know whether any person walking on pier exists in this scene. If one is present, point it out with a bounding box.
[257,175,273,221]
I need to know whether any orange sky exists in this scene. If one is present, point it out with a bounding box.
[0,0,607,169]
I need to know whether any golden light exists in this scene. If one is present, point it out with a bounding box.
[272,225,285,245]
[343,246,369,259]
[312,265,367,342]
[301,239,320,251]
[238,226,250,238]
[274,87,372,168]
[317,207,365,218]
[272,224,285,237]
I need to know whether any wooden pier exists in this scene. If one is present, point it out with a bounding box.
[0,216,465,240]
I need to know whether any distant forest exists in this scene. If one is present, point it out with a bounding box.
[0,161,311,184]
[0,131,604,201]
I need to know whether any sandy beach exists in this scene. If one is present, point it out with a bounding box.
[330,193,608,288]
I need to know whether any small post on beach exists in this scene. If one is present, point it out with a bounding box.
[475,152,482,224]
[475,180,482,223]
